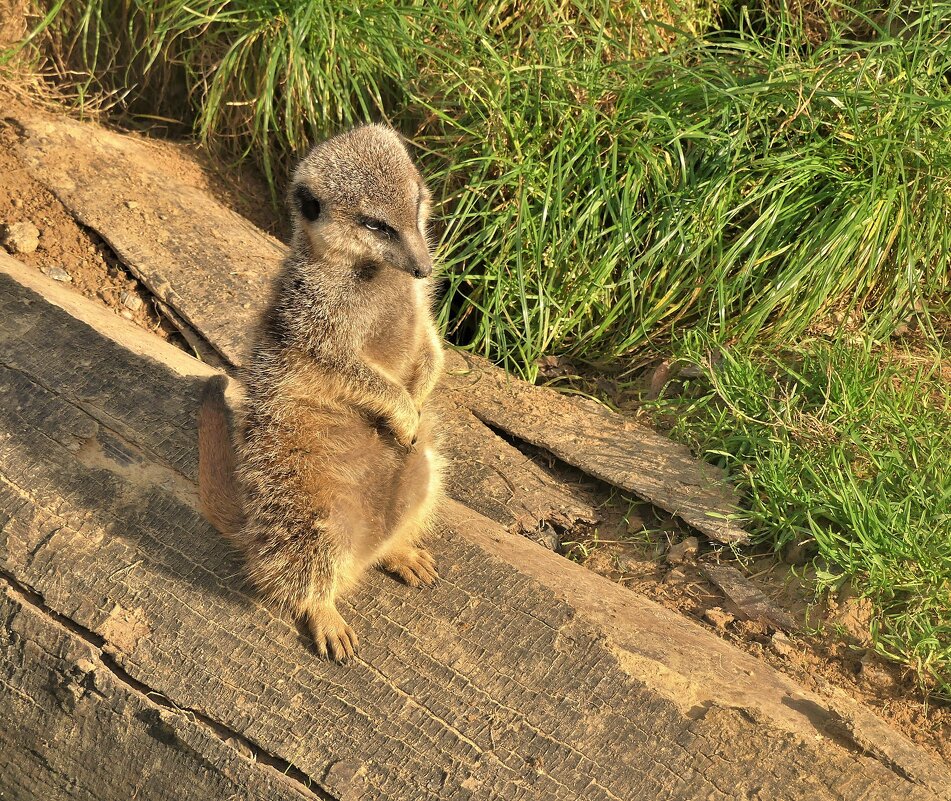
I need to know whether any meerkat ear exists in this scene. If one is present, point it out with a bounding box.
[294,185,321,222]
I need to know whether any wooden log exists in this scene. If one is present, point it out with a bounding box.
[435,393,598,547]
[11,113,743,544]
[10,114,278,365]
[441,351,748,544]
[1,258,948,799]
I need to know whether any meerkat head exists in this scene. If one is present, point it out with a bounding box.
[288,124,433,281]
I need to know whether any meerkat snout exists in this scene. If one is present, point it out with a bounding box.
[407,244,433,279]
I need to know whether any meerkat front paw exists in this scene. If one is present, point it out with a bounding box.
[389,399,420,449]
[381,547,438,587]
[306,603,359,662]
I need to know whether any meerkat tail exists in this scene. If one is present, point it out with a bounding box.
[198,375,245,535]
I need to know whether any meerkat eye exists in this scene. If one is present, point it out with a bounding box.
[294,185,321,222]
[359,216,395,237]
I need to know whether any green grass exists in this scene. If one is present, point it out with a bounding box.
[19,1,951,375]
[24,0,701,186]
[644,333,951,696]
[431,22,951,372]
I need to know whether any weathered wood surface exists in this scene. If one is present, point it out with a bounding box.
[0,583,314,801]
[11,113,280,364]
[434,393,598,547]
[1,259,949,799]
[442,350,748,544]
[12,113,743,544]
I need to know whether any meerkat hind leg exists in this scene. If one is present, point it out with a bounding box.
[258,516,362,662]
[378,445,440,587]
[301,598,359,662]
[378,503,440,588]
[380,544,438,587]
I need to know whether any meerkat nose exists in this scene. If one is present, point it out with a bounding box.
[413,253,433,278]
[412,258,433,279]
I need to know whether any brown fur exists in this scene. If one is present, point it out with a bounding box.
[198,125,445,661]
[197,375,245,536]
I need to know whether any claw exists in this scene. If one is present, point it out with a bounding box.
[306,605,359,662]
[383,547,438,587]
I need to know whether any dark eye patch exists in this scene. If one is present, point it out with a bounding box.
[358,215,397,238]
[294,185,321,222]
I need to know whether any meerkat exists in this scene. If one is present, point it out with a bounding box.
[198,124,445,661]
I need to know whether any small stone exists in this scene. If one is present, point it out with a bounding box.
[125,200,139,210]
[120,290,144,311]
[1,221,40,254]
[859,653,898,692]
[664,568,688,585]
[703,607,734,631]
[667,536,699,564]
[42,265,72,283]
[119,309,134,320]
[11,198,22,208]
[770,632,794,656]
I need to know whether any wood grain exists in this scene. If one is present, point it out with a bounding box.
[0,257,947,800]
[442,350,748,544]
[0,582,318,801]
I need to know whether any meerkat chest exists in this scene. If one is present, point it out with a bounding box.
[362,301,423,385]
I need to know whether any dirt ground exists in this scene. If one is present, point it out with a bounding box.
[1,74,948,764]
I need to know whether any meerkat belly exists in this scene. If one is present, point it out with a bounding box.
[384,444,431,527]
[379,411,440,548]
[243,401,427,564]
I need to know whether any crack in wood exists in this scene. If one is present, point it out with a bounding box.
[0,356,194,487]
[0,568,335,801]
